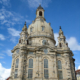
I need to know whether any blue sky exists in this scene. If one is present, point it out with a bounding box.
[0,0,80,79]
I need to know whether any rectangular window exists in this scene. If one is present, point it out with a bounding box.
[29,59,33,68]
[57,60,62,69]
[15,59,19,68]
[30,28,33,32]
[14,69,18,78]
[42,26,44,31]
[57,54,61,57]
[28,52,33,54]
[28,69,33,78]
[44,59,48,68]
[44,69,48,79]
[58,71,63,79]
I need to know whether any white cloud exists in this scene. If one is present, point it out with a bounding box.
[78,65,80,69]
[0,7,30,26]
[10,37,17,43]
[0,0,11,7]
[75,67,77,70]
[67,37,80,51]
[27,0,51,8]
[0,34,5,40]
[0,63,11,80]
[0,56,4,59]
[7,28,21,43]
[0,54,5,56]
[8,28,20,37]
[54,33,80,51]
[6,49,12,56]
[54,33,59,45]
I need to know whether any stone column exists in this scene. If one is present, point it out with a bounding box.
[53,53,58,79]
[18,52,24,80]
[9,54,15,80]
[64,53,72,80]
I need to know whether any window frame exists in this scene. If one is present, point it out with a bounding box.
[44,59,49,79]
[57,60,63,79]
[15,58,19,68]
[43,49,48,54]
[16,49,19,54]
[28,52,33,55]
[14,69,18,78]
[28,59,33,79]
[28,69,33,78]
[57,53,61,57]
[42,26,45,31]
[30,27,33,33]
[29,59,33,68]
[42,40,46,45]
[39,11,42,16]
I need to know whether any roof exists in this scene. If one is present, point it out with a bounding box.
[6,77,10,80]
[76,69,80,74]
[37,4,44,9]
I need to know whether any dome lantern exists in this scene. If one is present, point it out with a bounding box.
[36,4,45,20]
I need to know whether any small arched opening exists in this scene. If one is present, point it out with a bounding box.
[59,43,62,47]
[39,11,42,16]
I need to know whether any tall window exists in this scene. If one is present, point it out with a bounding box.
[59,43,62,47]
[42,26,44,31]
[28,59,33,78]
[39,11,42,16]
[57,60,63,79]
[15,58,19,68]
[44,59,49,79]
[14,69,18,78]
[30,27,33,32]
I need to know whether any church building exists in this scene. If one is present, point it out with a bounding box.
[9,5,76,80]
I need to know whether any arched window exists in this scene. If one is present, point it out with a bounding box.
[30,27,33,32]
[14,58,19,78]
[44,59,49,79]
[15,58,19,68]
[42,26,44,31]
[59,43,62,47]
[27,40,29,45]
[29,59,33,68]
[44,59,48,68]
[19,39,21,43]
[57,60,62,69]
[39,11,42,16]
[28,59,33,78]
[57,60,63,79]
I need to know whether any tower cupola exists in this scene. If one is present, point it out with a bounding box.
[57,26,69,49]
[22,22,27,31]
[36,4,45,20]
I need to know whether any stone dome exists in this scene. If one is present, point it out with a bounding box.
[28,20,53,35]
[27,5,55,44]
